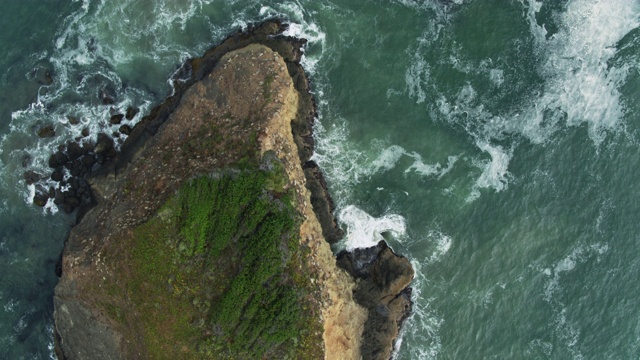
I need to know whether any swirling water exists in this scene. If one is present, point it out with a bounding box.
[1,0,639,358]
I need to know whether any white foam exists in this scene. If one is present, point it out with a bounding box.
[406,55,430,104]
[369,145,406,174]
[313,124,461,206]
[395,259,444,360]
[433,85,518,200]
[313,114,463,210]
[311,121,368,205]
[489,68,504,87]
[426,230,452,263]
[474,141,512,190]
[3,298,18,313]
[522,0,640,146]
[405,153,459,179]
[402,0,640,202]
[390,0,467,16]
[258,3,327,74]
[338,205,406,251]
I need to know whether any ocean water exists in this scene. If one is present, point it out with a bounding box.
[1,0,639,358]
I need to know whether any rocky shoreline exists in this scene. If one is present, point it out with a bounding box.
[52,20,413,359]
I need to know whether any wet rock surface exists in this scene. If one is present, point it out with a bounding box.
[337,241,414,360]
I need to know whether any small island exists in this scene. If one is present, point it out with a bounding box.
[51,20,413,360]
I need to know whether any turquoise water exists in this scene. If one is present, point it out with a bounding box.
[1,0,639,358]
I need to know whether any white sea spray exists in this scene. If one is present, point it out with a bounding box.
[520,0,640,146]
[338,205,406,251]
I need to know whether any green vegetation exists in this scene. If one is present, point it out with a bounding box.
[262,73,275,101]
[105,155,322,359]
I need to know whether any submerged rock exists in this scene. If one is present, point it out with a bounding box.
[37,125,56,138]
[23,170,42,185]
[33,186,49,207]
[67,116,80,125]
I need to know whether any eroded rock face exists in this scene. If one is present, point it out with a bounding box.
[337,241,414,360]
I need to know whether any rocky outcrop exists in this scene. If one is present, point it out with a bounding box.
[53,20,412,360]
[337,241,414,360]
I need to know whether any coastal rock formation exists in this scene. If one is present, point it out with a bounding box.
[337,242,414,360]
[53,21,412,359]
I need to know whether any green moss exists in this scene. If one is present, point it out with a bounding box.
[116,155,322,359]
[262,73,275,102]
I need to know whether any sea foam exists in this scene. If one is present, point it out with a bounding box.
[522,0,640,146]
[338,205,406,251]
[395,259,444,360]
[403,0,640,201]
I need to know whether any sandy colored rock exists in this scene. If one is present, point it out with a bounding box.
[55,40,367,359]
[258,46,367,360]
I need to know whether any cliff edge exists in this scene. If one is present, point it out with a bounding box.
[53,21,412,360]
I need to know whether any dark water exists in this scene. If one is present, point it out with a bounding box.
[1,1,639,358]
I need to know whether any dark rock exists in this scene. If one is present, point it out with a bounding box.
[82,141,96,153]
[64,195,80,209]
[68,116,80,125]
[68,177,80,192]
[337,241,414,360]
[66,141,85,161]
[96,153,105,165]
[70,160,83,177]
[33,190,49,207]
[31,66,54,85]
[37,125,56,138]
[81,155,96,168]
[99,88,116,105]
[45,71,53,85]
[81,128,90,137]
[253,21,281,36]
[94,133,114,154]
[109,114,124,125]
[54,189,65,205]
[51,170,64,182]
[48,152,69,169]
[55,251,63,278]
[303,161,343,243]
[23,171,42,185]
[118,125,132,135]
[125,107,139,120]
[22,154,32,168]
[284,47,342,245]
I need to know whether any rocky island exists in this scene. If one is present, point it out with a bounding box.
[51,21,413,360]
